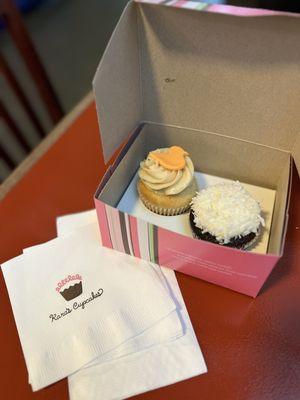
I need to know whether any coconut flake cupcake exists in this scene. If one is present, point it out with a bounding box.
[190,182,265,249]
[137,146,198,216]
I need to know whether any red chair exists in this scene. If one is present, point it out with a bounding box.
[0,0,63,170]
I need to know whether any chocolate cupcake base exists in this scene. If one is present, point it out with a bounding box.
[189,211,257,250]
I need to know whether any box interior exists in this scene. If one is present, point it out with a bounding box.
[98,123,291,256]
[117,170,276,255]
[94,1,300,170]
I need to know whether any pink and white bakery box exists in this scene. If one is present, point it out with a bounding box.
[93,0,300,297]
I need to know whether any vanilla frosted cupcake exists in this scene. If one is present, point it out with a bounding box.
[190,182,265,249]
[138,146,198,216]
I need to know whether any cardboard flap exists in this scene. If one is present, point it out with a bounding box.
[139,4,300,150]
[93,2,142,162]
[94,1,300,160]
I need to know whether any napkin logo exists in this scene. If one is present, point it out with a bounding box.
[50,281,104,323]
[55,274,83,301]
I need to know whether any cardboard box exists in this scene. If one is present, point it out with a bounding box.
[93,0,300,297]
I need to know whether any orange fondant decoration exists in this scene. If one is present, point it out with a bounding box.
[149,146,189,170]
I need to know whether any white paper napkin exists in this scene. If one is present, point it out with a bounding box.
[1,224,179,391]
[57,209,97,238]
[23,226,184,368]
[57,210,207,400]
[69,268,206,400]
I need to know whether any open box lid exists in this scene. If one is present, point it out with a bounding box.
[93,0,300,171]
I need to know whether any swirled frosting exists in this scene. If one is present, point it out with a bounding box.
[138,147,194,195]
[191,182,265,244]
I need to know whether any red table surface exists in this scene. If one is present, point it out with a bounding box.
[0,102,300,400]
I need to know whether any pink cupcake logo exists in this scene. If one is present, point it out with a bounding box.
[55,274,83,301]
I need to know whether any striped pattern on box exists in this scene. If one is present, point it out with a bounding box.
[97,201,159,264]
[135,0,300,17]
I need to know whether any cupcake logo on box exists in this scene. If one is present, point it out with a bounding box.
[55,274,83,301]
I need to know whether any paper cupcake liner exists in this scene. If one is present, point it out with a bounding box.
[139,193,190,216]
[191,227,260,250]
[241,228,261,250]
[191,231,259,250]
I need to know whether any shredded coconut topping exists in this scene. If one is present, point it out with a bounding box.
[191,182,265,244]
